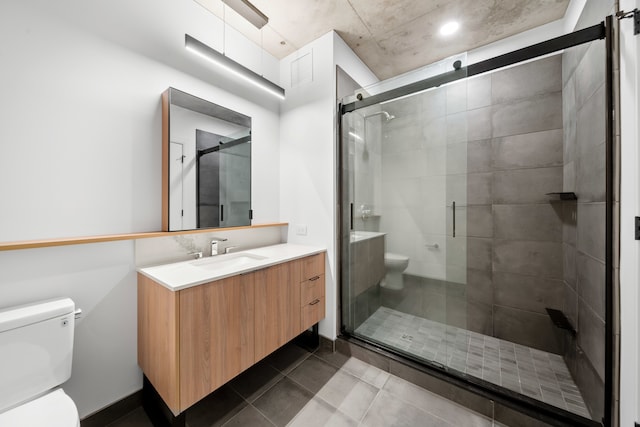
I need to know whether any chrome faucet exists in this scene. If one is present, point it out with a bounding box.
[210,237,228,256]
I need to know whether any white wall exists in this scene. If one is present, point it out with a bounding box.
[279,31,377,340]
[0,242,140,419]
[0,0,281,418]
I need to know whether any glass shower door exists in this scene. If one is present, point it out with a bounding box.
[341,62,469,372]
[340,106,385,333]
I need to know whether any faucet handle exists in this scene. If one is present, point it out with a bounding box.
[188,251,203,259]
[210,237,228,242]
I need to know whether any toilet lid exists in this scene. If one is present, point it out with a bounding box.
[0,389,79,427]
[385,252,409,262]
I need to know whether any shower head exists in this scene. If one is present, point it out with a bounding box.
[364,111,395,121]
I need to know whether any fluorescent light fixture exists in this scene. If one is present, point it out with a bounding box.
[222,0,268,29]
[185,34,285,100]
[439,21,460,36]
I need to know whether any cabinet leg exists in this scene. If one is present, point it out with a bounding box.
[294,323,320,351]
[142,375,185,427]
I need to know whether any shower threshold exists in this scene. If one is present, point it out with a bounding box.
[354,306,591,419]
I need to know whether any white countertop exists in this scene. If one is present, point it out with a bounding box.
[138,243,326,292]
[350,230,385,242]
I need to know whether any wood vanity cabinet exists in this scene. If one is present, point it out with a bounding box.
[178,274,255,410]
[254,260,302,361]
[138,252,325,415]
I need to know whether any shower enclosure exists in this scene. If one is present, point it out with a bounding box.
[196,130,251,228]
[340,20,613,427]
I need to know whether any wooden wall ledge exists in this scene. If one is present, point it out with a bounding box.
[0,223,288,251]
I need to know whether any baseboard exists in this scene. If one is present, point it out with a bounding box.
[80,390,142,427]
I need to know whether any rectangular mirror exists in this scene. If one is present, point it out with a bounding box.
[162,88,252,231]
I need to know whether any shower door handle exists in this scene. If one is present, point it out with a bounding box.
[350,203,354,230]
[452,201,456,238]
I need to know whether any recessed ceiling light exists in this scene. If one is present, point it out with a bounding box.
[439,21,460,36]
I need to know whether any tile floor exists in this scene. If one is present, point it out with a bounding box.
[355,306,591,419]
[105,342,507,427]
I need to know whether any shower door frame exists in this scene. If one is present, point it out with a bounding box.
[338,17,615,427]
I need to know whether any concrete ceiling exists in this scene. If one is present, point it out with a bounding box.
[195,0,570,80]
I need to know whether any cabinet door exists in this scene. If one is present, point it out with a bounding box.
[179,274,255,410]
[254,261,301,361]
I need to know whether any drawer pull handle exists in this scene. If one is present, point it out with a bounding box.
[309,276,320,281]
[309,299,320,305]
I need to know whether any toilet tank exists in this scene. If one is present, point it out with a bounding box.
[0,298,76,413]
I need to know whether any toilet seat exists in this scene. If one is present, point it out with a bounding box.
[0,389,79,427]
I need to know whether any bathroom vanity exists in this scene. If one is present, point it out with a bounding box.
[137,244,325,417]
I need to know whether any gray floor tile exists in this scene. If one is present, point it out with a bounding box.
[229,360,284,402]
[221,405,275,427]
[382,376,492,427]
[101,343,537,427]
[106,407,154,427]
[313,346,351,369]
[361,390,452,427]
[264,343,312,374]
[287,355,339,394]
[287,397,358,427]
[253,377,313,427]
[314,370,379,421]
[187,385,247,427]
[339,357,390,388]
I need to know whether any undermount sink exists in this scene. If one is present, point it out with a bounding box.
[190,253,267,270]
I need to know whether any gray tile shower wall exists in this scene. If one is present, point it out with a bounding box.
[562,33,607,421]
[463,54,565,354]
[378,54,567,353]
[373,29,608,420]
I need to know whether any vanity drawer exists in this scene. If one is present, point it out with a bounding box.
[301,274,324,306]
[301,296,325,330]
[301,253,325,281]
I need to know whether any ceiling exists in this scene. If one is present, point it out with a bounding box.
[195,0,571,80]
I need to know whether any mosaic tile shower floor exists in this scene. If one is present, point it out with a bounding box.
[355,306,591,419]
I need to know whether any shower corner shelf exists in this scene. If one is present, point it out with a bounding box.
[545,192,577,201]
[545,308,577,337]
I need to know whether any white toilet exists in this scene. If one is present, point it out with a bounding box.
[0,298,80,427]
[381,252,410,290]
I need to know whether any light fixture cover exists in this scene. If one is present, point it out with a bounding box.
[185,34,285,100]
[439,21,460,36]
[222,0,268,29]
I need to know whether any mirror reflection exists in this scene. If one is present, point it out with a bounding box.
[162,88,252,231]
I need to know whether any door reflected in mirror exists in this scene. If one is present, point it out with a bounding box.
[162,88,251,231]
